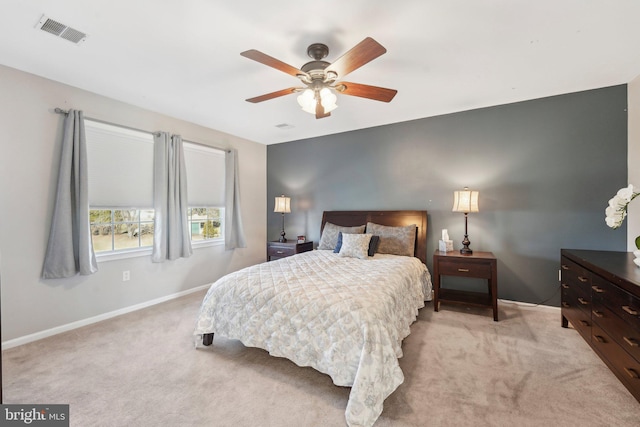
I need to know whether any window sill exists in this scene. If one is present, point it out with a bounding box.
[95,239,224,262]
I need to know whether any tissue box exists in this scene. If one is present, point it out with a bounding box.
[438,239,454,252]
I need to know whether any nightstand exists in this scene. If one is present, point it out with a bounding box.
[433,250,498,321]
[267,241,313,261]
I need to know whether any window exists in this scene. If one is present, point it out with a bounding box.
[183,142,226,244]
[188,208,223,241]
[90,209,155,252]
[85,120,226,257]
[85,120,155,255]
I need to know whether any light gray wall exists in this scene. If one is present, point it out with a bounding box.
[267,85,628,306]
[0,64,267,343]
[628,75,640,250]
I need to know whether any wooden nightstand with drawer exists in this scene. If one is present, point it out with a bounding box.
[267,241,313,261]
[433,250,498,321]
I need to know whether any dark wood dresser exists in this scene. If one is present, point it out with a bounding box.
[561,249,640,402]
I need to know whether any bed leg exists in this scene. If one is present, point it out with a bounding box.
[202,333,214,346]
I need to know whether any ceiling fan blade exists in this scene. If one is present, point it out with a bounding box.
[325,37,387,78]
[335,82,397,102]
[315,98,330,119]
[246,87,301,103]
[240,49,309,79]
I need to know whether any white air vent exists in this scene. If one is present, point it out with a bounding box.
[275,123,294,130]
[35,15,87,44]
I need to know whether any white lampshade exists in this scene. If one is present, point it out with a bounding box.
[452,188,479,213]
[274,195,291,213]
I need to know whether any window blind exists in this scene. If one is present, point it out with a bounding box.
[85,120,154,208]
[183,142,225,207]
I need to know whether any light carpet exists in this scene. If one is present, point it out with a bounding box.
[3,290,640,426]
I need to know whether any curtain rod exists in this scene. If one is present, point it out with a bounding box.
[54,108,230,153]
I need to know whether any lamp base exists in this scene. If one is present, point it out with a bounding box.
[460,234,472,254]
[279,230,287,243]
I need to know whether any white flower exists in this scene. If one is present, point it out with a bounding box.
[617,184,635,202]
[605,185,639,234]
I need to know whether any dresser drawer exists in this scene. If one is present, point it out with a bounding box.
[438,260,492,279]
[562,292,592,342]
[561,256,592,296]
[592,302,640,362]
[267,245,296,258]
[592,274,640,332]
[562,280,592,318]
[591,324,640,399]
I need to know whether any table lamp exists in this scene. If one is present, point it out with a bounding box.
[452,187,479,254]
[274,195,291,242]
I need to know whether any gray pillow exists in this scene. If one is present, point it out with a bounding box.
[318,222,366,250]
[366,222,416,257]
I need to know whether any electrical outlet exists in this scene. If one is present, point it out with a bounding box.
[123,270,130,281]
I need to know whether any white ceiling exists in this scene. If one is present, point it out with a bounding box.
[2,1,640,145]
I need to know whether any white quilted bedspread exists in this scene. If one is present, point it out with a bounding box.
[193,250,432,427]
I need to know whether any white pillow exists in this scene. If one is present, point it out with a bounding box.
[339,233,373,260]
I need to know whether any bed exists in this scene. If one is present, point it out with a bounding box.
[193,210,432,427]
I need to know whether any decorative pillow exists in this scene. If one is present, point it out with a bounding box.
[318,222,365,250]
[366,222,417,257]
[338,233,373,260]
[368,235,380,256]
[334,232,381,257]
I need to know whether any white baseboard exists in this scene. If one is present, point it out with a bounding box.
[2,284,211,350]
[498,298,561,312]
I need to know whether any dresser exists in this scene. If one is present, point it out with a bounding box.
[561,249,640,402]
[267,240,313,261]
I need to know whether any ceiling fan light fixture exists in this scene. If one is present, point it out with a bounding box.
[297,89,316,114]
[320,88,338,113]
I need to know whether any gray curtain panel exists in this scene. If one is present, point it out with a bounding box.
[225,149,246,249]
[152,132,192,262]
[42,110,98,279]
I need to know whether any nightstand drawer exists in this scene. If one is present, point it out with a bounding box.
[438,260,492,279]
[267,245,296,258]
[267,241,313,261]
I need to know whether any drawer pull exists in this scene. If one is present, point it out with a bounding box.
[562,302,570,308]
[624,367,640,379]
[457,268,470,272]
[579,320,589,327]
[592,310,604,318]
[578,297,589,305]
[591,285,604,293]
[578,276,588,283]
[594,335,607,344]
[622,306,639,316]
[561,283,569,289]
[276,250,284,254]
[623,336,639,348]
[561,264,569,270]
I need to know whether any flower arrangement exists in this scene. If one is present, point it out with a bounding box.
[605,184,640,250]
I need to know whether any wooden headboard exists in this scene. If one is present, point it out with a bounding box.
[321,210,428,265]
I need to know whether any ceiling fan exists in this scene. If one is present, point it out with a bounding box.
[240,37,397,119]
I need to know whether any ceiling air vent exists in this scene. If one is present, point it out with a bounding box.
[275,123,295,130]
[35,15,87,44]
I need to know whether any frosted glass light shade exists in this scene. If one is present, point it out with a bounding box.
[297,87,338,115]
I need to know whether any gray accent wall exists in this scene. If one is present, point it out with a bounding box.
[267,85,628,306]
